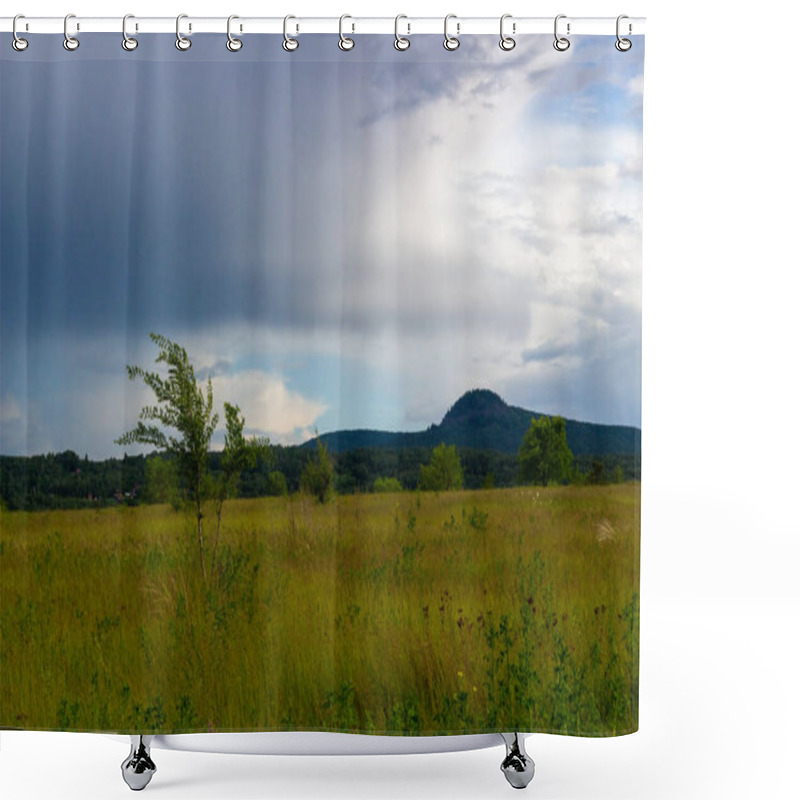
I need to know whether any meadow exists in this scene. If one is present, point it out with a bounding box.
[0,485,639,736]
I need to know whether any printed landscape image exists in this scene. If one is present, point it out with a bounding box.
[0,35,643,736]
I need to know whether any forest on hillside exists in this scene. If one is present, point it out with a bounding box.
[0,446,640,512]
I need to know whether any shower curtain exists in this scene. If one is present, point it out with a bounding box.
[0,29,642,738]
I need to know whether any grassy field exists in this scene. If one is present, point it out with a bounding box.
[0,485,639,736]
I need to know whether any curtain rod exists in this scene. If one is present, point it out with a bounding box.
[0,16,645,36]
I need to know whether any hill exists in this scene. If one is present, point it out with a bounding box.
[310,389,640,457]
[0,390,640,510]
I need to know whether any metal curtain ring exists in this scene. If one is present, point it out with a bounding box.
[339,14,354,50]
[615,15,632,51]
[499,14,515,51]
[394,14,410,51]
[443,14,460,51]
[227,15,243,51]
[176,14,191,50]
[63,13,79,51]
[553,14,570,51]
[122,14,138,51]
[12,14,28,51]
[283,15,299,51]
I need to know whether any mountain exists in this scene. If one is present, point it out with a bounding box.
[308,389,640,457]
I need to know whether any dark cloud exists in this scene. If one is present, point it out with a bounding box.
[2,34,643,348]
[1,33,643,455]
[3,46,539,353]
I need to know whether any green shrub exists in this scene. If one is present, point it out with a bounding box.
[373,476,403,493]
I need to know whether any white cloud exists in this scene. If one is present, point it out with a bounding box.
[211,369,327,445]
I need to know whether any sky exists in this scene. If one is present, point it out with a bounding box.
[0,33,644,458]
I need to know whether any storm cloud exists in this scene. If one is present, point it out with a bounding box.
[1,34,643,457]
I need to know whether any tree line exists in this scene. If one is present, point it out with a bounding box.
[0,334,640,514]
[0,444,639,512]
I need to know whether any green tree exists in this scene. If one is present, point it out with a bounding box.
[419,443,464,491]
[211,403,271,573]
[144,456,181,508]
[588,458,604,485]
[301,436,334,503]
[265,470,288,497]
[116,333,219,582]
[373,476,403,493]
[518,415,573,486]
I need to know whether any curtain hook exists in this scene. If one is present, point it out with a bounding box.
[394,14,410,51]
[339,14,355,51]
[443,14,460,51]
[175,14,191,50]
[122,14,138,51]
[615,15,632,51]
[12,14,29,52]
[63,13,80,51]
[553,14,570,52]
[227,15,243,51]
[499,14,516,51]
[283,15,299,51]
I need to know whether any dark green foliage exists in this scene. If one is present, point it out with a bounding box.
[572,454,639,485]
[419,443,464,491]
[518,415,574,486]
[301,436,334,503]
[0,447,641,509]
[270,446,312,493]
[331,447,433,493]
[322,682,358,730]
[387,697,422,733]
[265,471,288,496]
[0,447,640,509]
[0,451,146,510]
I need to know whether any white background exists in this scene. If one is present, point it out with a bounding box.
[2,1,799,798]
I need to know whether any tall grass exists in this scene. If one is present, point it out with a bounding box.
[0,485,639,736]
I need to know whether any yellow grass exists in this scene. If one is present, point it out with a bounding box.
[0,485,639,736]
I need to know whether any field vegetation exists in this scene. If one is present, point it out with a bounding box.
[0,484,639,736]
